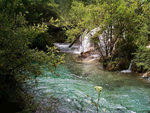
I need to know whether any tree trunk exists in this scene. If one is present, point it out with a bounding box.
[68,34,81,48]
[68,29,85,48]
[110,25,113,55]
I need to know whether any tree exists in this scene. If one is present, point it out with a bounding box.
[23,0,59,24]
[64,0,150,70]
[0,0,64,110]
[132,0,150,71]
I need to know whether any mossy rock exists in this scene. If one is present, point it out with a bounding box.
[106,62,117,71]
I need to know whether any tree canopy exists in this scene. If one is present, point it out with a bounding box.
[0,0,65,111]
[62,0,150,71]
[0,0,150,112]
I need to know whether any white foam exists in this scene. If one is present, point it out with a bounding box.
[54,43,80,54]
[121,70,132,73]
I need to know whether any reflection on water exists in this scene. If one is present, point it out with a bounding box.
[28,54,150,113]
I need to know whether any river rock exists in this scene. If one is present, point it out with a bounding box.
[77,49,100,63]
[106,63,116,71]
[141,72,150,78]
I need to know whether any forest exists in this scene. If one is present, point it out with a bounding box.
[0,0,150,112]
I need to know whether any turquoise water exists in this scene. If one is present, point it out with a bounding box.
[28,54,150,113]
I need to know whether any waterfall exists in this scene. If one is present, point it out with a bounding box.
[128,61,133,70]
[55,27,101,55]
[98,31,107,56]
[54,43,80,54]
[79,27,100,53]
[121,61,133,73]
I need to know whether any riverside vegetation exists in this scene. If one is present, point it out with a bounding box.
[0,0,150,112]
[85,86,103,113]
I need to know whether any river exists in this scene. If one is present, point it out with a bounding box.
[27,53,150,113]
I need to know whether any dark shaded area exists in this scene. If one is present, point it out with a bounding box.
[0,73,25,113]
[113,41,137,61]
[25,3,58,25]
[29,25,67,51]
[104,39,138,71]
[0,101,23,113]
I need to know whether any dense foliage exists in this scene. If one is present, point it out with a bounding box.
[0,0,150,112]
[63,0,150,71]
[0,0,65,112]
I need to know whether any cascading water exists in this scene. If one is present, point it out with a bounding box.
[54,27,101,61]
[128,61,133,70]
[98,31,107,56]
[79,27,100,53]
[54,27,106,57]
[54,43,80,54]
[121,61,133,73]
